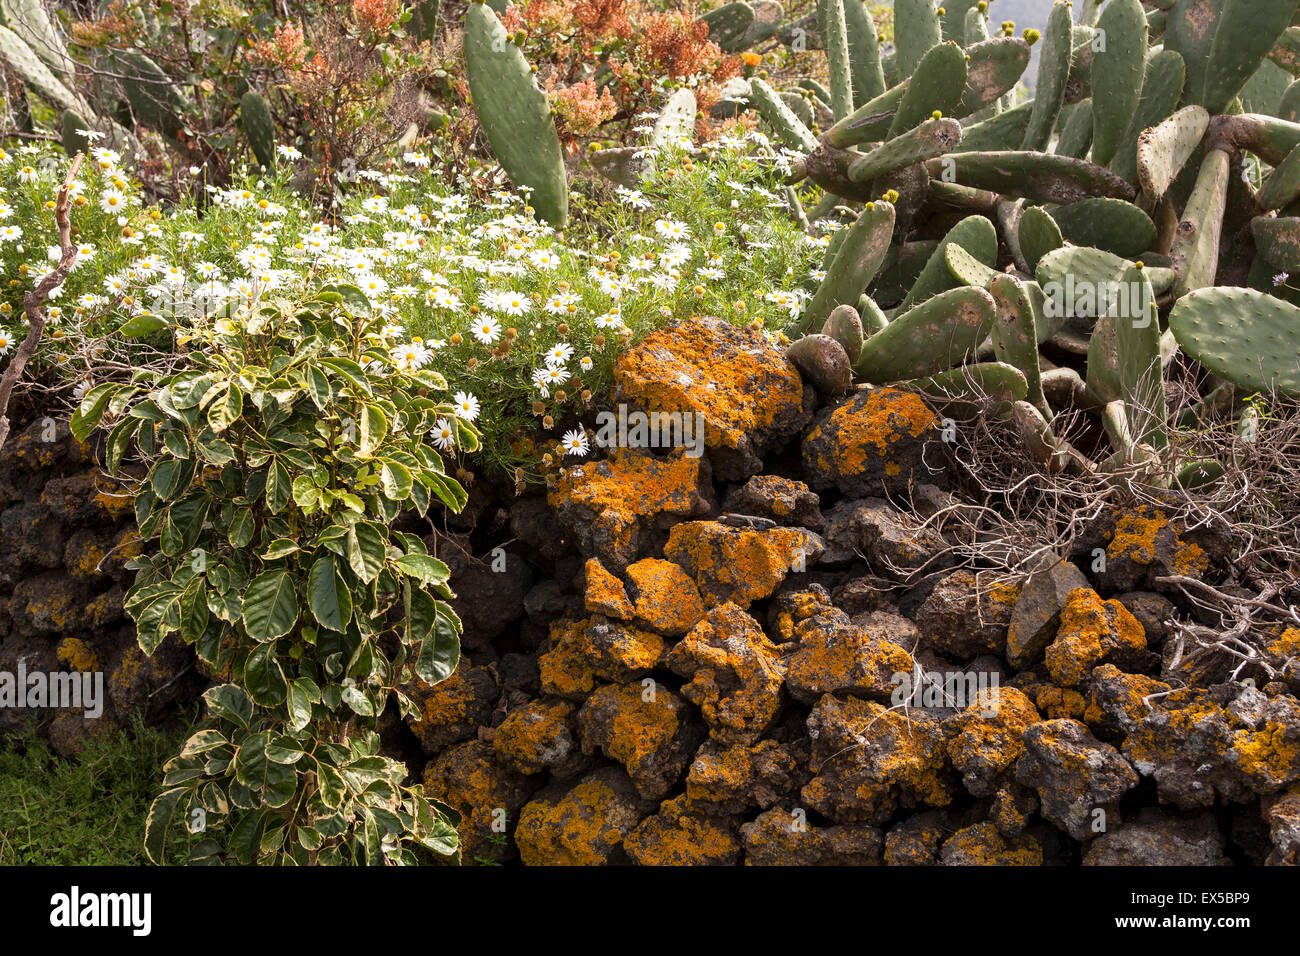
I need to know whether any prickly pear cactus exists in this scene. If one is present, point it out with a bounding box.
[240,91,277,171]
[1170,288,1300,398]
[463,0,569,227]
[761,0,1300,484]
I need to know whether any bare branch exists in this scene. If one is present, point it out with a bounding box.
[0,153,84,450]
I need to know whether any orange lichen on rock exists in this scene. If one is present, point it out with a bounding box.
[583,558,634,620]
[492,699,578,775]
[101,528,145,576]
[1043,588,1146,687]
[1231,705,1300,791]
[802,387,939,495]
[404,658,493,753]
[947,687,1041,796]
[784,612,915,704]
[624,557,705,636]
[1028,682,1088,721]
[514,770,645,866]
[808,388,937,472]
[940,822,1044,865]
[1267,628,1300,678]
[56,637,99,673]
[1082,664,1170,736]
[549,448,704,521]
[686,738,803,812]
[1123,690,1229,768]
[623,794,741,865]
[1106,507,1210,577]
[883,813,947,865]
[65,535,107,580]
[741,808,883,865]
[109,644,161,714]
[1015,719,1139,840]
[90,479,135,522]
[803,694,953,824]
[665,603,785,744]
[771,587,836,645]
[664,520,822,607]
[421,740,532,862]
[577,682,698,798]
[539,619,600,699]
[547,448,707,569]
[584,618,665,681]
[611,315,807,461]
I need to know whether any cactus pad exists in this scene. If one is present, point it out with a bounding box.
[1169,287,1300,397]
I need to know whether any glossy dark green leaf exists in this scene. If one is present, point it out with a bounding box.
[207,386,243,433]
[265,459,291,514]
[244,642,288,706]
[394,553,450,587]
[307,555,351,632]
[241,570,299,642]
[180,577,209,644]
[70,383,121,441]
[229,809,267,864]
[228,507,254,549]
[120,313,169,337]
[203,684,254,730]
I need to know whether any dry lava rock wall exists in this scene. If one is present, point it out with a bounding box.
[0,419,198,754]
[408,317,1300,866]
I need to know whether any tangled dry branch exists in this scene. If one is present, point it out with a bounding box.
[0,152,83,451]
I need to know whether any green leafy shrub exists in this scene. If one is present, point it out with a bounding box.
[0,137,822,482]
[71,280,476,864]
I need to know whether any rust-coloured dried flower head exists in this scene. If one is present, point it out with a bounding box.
[352,0,397,33]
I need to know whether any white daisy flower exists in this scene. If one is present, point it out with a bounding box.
[544,342,574,367]
[471,315,502,345]
[452,392,480,422]
[430,418,455,451]
[540,365,570,387]
[561,429,590,457]
[391,341,430,370]
[653,218,691,240]
[528,249,559,271]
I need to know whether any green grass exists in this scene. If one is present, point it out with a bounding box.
[0,714,197,865]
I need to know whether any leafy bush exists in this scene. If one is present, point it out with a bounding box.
[498,0,743,143]
[0,134,823,482]
[71,279,476,864]
[0,0,440,189]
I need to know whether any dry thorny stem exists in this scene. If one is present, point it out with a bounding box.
[851,366,1300,680]
[1158,576,1299,685]
[833,379,1300,762]
[0,153,84,451]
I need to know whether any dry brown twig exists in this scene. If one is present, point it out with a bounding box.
[892,367,1300,687]
[0,152,84,451]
